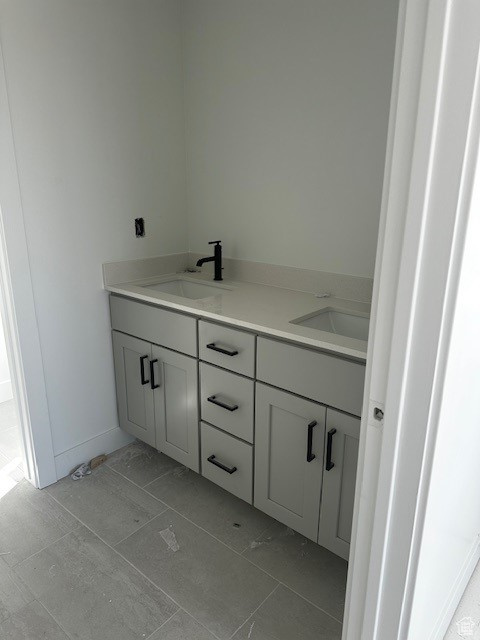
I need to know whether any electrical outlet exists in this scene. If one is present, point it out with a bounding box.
[135,218,145,237]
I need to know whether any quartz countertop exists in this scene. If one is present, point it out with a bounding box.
[105,272,370,362]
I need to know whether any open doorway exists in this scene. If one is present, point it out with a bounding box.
[0,292,23,496]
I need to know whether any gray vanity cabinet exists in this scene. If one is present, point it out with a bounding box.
[152,345,199,471]
[254,383,326,542]
[112,331,156,447]
[112,329,199,471]
[318,409,360,560]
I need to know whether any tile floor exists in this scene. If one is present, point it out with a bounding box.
[0,441,347,640]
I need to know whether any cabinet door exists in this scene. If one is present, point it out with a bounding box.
[112,331,155,447]
[318,409,360,560]
[255,383,325,541]
[153,345,199,471]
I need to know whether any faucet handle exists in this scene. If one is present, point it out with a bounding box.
[208,240,222,245]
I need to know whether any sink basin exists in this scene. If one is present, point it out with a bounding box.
[140,278,232,300]
[291,307,370,341]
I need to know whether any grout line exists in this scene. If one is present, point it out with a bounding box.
[143,607,181,640]
[12,528,74,570]
[113,506,170,548]
[141,469,176,489]
[103,459,175,491]
[227,583,279,640]
[106,464,344,625]
[37,599,76,640]
[45,493,223,640]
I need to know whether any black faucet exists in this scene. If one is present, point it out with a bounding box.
[196,241,223,281]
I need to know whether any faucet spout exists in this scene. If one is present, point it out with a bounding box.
[196,256,214,267]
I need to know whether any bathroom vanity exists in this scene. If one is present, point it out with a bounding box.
[107,272,368,561]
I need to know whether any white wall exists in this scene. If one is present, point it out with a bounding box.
[0,0,187,463]
[183,0,398,277]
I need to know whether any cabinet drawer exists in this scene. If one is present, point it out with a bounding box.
[200,363,254,443]
[257,337,365,416]
[110,295,197,357]
[199,321,255,377]
[201,422,253,503]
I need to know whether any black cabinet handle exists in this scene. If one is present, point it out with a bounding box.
[207,454,237,474]
[307,420,317,462]
[326,428,337,470]
[149,359,160,390]
[206,342,239,357]
[207,395,239,412]
[140,355,150,385]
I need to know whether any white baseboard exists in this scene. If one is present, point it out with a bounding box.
[0,379,13,403]
[54,427,134,481]
[430,538,480,640]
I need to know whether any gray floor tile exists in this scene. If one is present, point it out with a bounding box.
[107,441,178,487]
[0,427,21,462]
[0,400,18,433]
[47,465,167,545]
[232,585,342,640]
[116,510,277,640]
[15,526,178,640]
[243,521,347,621]
[0,601,69,640]
[147,467,274,552]
[0,480,78,567]
[0,557,34,623]
[150,609,218,639]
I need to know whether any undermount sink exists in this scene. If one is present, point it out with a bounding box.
[291,307,370,341]
[140,278,232,300]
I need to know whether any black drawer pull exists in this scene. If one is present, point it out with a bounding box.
[206,342,239,357]
[307,420,317,462]
[326,428,337,470]
[140,355,150,385]
[207,395,239,412]
[149,359,160,390]
[207,454,237,474]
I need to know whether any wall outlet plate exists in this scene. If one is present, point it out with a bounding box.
[135,218,145,237]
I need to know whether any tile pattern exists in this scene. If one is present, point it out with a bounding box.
[0,442,346,640]
[47,465,167,545]
[146,466,273,552]
[0,601,69,640]
[117,510,276,640]
[242,520,348,620]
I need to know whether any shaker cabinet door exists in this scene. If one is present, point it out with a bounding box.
[254,383,325,541]
[318,409,360,560]
[153,345,199,472]
[112,331,155,447]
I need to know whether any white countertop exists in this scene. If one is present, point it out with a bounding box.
[105,273,370,362]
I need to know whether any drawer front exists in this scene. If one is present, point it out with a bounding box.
[110,295,197,357]
[257,337,365,416]
[201,422,253,503]
[200,363,254,443]
[199,321,255,377]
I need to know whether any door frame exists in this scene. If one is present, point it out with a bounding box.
[0,41,57,488]
[344,0,480,638]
